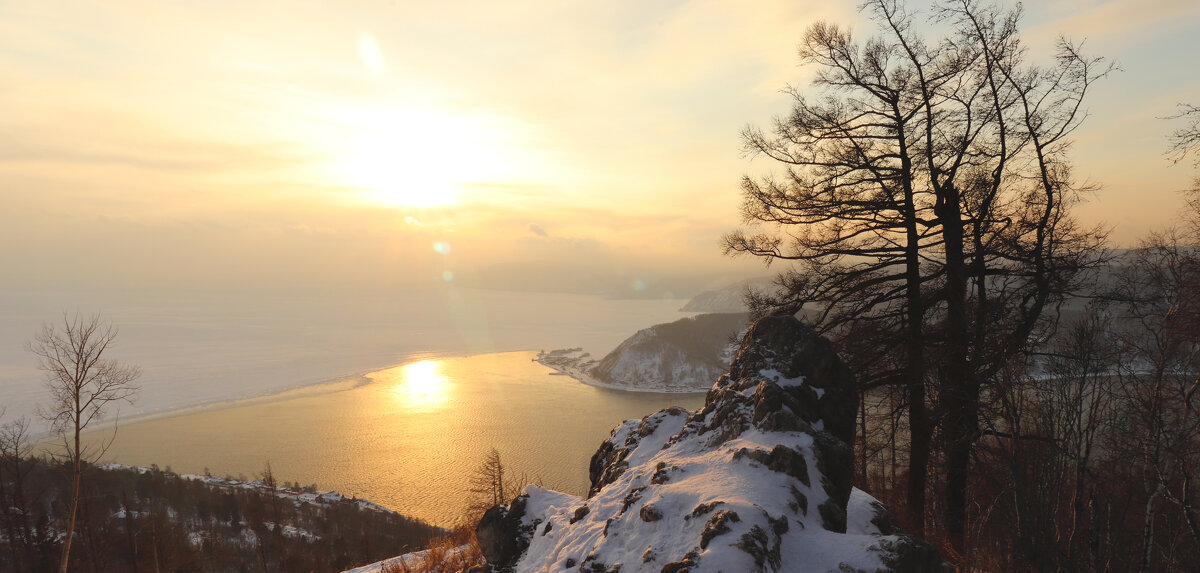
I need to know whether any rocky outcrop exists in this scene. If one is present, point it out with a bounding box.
[537,313,749,393]
[589,312,747,391]
[479,315,942,572]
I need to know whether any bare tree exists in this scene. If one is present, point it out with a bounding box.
[467,448,508,516]
[466,447,534,522]
[1167,103,1200,235]
[0,414,37,572]
[726,0,1109,551]
[1106,232,1200,572]
[28,313,140,573]
[1167,104,1200,168]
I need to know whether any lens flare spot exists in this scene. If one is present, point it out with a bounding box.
[433,241,452,255]
[442,270,455,282]
[356,32,386,77]
[630,279,646,292]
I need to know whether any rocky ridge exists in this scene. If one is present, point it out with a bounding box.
[477,315,941,572]
[537,313,749,392]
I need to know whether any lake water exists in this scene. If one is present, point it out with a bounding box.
[2,288,697,435]
[84,351,707,527]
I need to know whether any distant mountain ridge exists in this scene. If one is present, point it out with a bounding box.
[679,277,774,312]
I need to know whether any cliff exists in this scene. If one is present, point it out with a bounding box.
[537,313,749,392]
[477,315,941,572]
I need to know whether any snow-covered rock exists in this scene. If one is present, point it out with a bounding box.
[537,313,749,392]
[477,315,942,572]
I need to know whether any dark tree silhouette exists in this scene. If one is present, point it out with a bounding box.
[1168,104,1200,167]
[0,415,37,572]
[725,0,1110,550]
[467,448,515,517]
[1107,231,1200,572]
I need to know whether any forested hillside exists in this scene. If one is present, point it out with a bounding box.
[0,458,443,572]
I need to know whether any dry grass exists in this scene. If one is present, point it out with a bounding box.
[379,525,484,573]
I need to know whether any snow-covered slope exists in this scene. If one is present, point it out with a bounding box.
[536,313,748,392]
[477,316,941,572]
[341,544,477,573]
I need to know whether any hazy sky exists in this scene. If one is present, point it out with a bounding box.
[2,0,1198,294]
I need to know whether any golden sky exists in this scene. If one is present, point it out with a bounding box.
[1,0,1197,293]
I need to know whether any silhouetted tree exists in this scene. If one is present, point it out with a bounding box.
[29,313,140,573]
[0,415,37,572]
[466,447,532,523]
[1168,104,1200,168]
[1107,231,1200,572]
[1168,103,1200,230]
[468,448,508,516]
[726,0,1109,550]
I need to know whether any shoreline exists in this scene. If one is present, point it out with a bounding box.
[46,349,477,440]
[534,349,710,395]
[51,349,708,527]
[38,346,708,447]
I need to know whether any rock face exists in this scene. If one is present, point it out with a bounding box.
[589,313,749,391]
[477,315,942,572]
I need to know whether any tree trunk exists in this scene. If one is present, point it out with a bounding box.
[122,493,139,573]
[79,490,100,573]
[939,185,975,553]
[14,458,35,571]
[0,469,24,572]
[858,391,869,486]
[896,102,931,537]
[1141,480,1164,573]
[59,420,82,573]
[905,300,931,537]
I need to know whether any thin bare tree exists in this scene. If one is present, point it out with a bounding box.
[0,413,38,572]
[28,313,140,573]
[467,448,508,516]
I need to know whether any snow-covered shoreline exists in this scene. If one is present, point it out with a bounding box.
[534,348,709,394]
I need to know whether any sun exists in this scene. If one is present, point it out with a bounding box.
[327,105,527,208]
[339,124,461,208]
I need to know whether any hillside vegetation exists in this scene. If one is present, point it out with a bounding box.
[0,458,442,572]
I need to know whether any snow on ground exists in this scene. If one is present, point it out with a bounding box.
[509,418,893,572]
[536,347,714,393]
[536,313,748,393]
[96,463,399,519]
[484,316,941,572]
[341,545,474,573]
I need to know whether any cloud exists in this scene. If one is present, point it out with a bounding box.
[529,224,548,237]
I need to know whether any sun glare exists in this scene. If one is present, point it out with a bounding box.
[328,106,530,209]
[391,359,450,411]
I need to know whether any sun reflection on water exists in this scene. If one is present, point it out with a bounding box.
[390,360,451,412]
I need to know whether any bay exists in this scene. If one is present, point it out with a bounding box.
[84,351,707,527]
